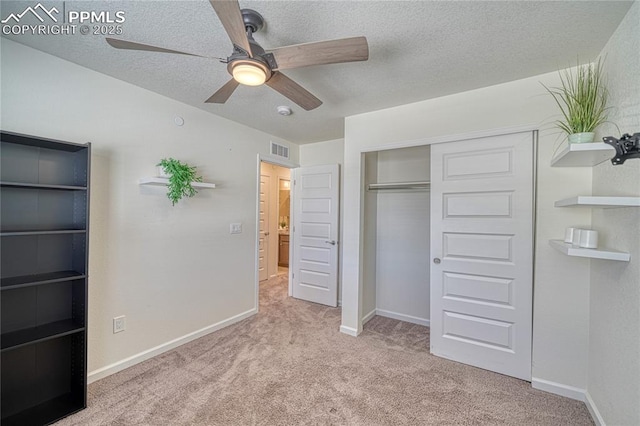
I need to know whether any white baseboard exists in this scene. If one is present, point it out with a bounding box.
[339,324,360,337]
[376,309,430,327]
[362,309,377,325]
[531,378,605,425]
[531,377,585,401]
[584,391,605,426]
[88,308,257,384]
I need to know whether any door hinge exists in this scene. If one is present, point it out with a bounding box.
[292,273,295,279]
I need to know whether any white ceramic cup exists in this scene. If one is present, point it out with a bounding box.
[564,227,577,243]
[572,229,583,246]
[579,230,598,249]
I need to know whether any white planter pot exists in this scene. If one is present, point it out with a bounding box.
[568,132,595,144]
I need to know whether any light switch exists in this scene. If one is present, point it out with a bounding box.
[230,223,242,234]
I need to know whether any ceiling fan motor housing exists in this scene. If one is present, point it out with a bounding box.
[241,9,264,33]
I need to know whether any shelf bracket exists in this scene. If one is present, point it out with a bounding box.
[603,132,640,165]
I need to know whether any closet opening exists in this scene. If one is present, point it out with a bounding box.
[361,145,432,328]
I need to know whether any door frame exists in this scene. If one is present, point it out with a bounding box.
[254,154,298,312]
[258,173,270,282]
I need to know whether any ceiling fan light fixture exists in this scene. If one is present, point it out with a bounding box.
[231,63,267,86]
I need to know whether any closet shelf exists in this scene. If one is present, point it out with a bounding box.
[138,177,216,189]
[554,196,640,208]
[368,181,430,191]
[549,240,630,262]
[550,143,615,167]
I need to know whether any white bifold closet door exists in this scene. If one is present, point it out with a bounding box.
[430,132,534,381]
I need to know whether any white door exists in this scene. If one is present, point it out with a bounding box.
[259,174,270,282]
[291,165,340,307]
[430,132,534,380]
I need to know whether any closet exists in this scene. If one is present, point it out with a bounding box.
[359,130,536,381]
[362,145,431,326]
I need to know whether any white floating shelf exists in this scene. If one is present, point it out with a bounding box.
[138,177,216,189]
[550,142,615,167]
[549,240,630,262]
[554,196,640,208]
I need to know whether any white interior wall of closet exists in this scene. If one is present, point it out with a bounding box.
[363,145,431,326]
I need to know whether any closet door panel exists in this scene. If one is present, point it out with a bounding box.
[430,131,534,381]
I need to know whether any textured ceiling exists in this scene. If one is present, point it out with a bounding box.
[1,1,633,143]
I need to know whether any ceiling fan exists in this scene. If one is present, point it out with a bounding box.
[106,0,369,111]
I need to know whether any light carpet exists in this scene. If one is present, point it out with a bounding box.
[56,275,593,425]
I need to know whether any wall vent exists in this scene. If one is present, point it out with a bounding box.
[271,142,290,159]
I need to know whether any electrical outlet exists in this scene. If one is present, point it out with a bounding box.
[230,223,242,234]
[113,315,126,334]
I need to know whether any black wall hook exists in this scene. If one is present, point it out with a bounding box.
[603,132,640,165]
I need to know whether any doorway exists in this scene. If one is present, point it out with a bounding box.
[259,162,291,282]
[255,158,341,309]
[277,177,291,276]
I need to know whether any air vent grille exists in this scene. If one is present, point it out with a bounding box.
[271,142,289,159]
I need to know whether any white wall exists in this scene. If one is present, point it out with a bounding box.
[1,39,298,379]
[299,138,345,302]
[375,146,430,324]
[341,71,594,391]
[588,3,640,424]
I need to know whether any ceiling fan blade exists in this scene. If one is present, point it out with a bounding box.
[269,36,369,71]
[209,0,252,57]
[106,38,205,57]
[266,72,322,111]
[205,79,240,104]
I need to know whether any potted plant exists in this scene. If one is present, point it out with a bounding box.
[544,59,610,143]
[157,158,203,205]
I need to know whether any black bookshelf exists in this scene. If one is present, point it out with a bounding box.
[1,131,90,425]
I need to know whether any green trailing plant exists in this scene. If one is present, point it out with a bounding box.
[157,158,203,206]
[543,59,610,136]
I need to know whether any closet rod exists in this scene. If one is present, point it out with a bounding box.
[367,181,431,191]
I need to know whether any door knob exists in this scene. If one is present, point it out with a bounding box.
[325,240,337,245]
[433,258,441,264]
